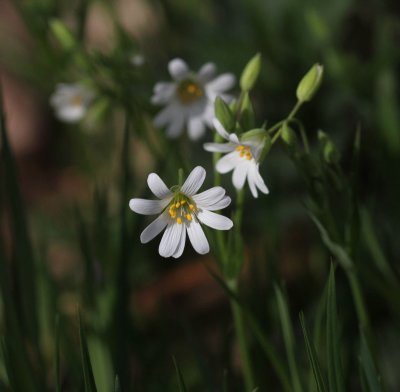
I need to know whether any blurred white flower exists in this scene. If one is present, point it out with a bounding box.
[129,166,233,258]
[151,58,235,140]
[130,53,145,66]
[50,83,93,123]
[204,119,269,198]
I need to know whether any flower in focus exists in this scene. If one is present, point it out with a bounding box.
[129,166,233,258]
[204,119,269,198]
[151,58,235,140]
[50,83,93,123]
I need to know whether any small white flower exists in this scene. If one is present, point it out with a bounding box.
[130,54,145,67]
[50,83,93,123]
[129,166,233,258]
[204,119,269,198]
[151,58,235,140]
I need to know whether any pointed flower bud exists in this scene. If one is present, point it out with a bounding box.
[215,96,235,131]
[318,130,340,164]
[281,122,297,147]
[50,19,77,50]
[296,63,323,102]
[240,53,262,92]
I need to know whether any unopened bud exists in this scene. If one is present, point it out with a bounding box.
[240,53,262,92]
[215,96,235,131]
[296,63,323,102]
[318,130,340,164]
[50,19,76,50]
[281,123,297,147]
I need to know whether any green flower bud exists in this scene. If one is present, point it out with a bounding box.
[281,123,297,147]
[296,63,323,102]
[240,92,255,130]
[214,96,235,131]
[240,53,262,92]
[318,130,340,164]
[50,19,77,51]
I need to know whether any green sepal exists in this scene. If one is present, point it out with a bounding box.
[215,96,235,131]
[240,53,262,92]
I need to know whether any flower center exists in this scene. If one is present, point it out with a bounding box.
[176,79,204,105]
[236,145,253,160]
[69,94,84,107]
[167,194,197,224]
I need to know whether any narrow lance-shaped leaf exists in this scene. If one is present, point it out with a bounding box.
[275,285,303,392]
[359,331,383,392]
[299,312,328,392]
[326,266,345,392]
[173,356,188,392]
[78,309,97,392]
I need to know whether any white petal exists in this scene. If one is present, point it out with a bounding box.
[159,222,181,258]
[192,186,225,207]
[253,164,269,195]
[151,83,176,105]
[212,118,230,140]
[181,166,206,196]
[187,220,209,255]
[216,151,241,174]
[206,196,231,211]
[166,112,185,138]
[197,210,233,230]
[56,106,86,123]
[147,173,173,199]
[203,142,235,153]
[188,117,206,140]
[247,164,259,198]
[198,62,217,83]
[153,104,176,128]
[207,73,236,92]
[172,223,186,258]
[168,58,190,80]
[228,134,240,144]
[232,161,250,190]
[140,213,169,243]
[129,198,167,215]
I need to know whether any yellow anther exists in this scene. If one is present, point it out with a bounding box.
[245,152,252,160]
[189,204,194,210]
[240,151,245,157]
[176,217,182,224]
[236,145,245,152]
[175,202,180,208]
[180,200,186,205]
[186,214,192,221]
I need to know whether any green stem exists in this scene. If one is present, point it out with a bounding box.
[346,269,372,342]
[287,100,303,121]
[227,279,255,392]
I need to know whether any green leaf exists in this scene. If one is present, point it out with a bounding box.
[173,356,188,392]
[55,315,61,392]
[309,213,353,269]
[359,332,383,392]
[275,285,303,392]
[78,309,97,392]
[299,312,328,392]
[326,266,345,392]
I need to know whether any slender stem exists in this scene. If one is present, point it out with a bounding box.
[287,100,303,121]
[227,279,255,392]
[346,268,372,342]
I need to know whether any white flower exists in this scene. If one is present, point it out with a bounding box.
[204,119,269,198]
[151,58,235,140]
[50,83,93,123]
[129,166,233,258]
[130,54,145,67]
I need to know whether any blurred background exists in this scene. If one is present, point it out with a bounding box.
[0,0,400,390]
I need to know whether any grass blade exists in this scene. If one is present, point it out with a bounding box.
[326,266,345,392]
[173,356,188,392]
[359,332,383,392]
[299,312,327,392]
[275,285,303,392]
[78,309,97,392]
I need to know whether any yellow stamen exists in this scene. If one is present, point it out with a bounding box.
[186,214,192,221]
[176,217,182,224]
[175,202,180,208]
[189,204,194,210]
[180,200,186,205]
[176,80,204,104]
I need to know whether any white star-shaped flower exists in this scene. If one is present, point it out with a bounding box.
[204,119,269,198]
[129,166,233,258]
[151,58,235,140]
[50,83,93,123]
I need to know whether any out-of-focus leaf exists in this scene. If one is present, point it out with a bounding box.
[360,332,383,392]
[55,314,61,392]
[173,356,188,392]
[326,266,345,392]
[275,285,303,392]
[78,310,97,392]
[299,312,328,392]
[309,212,353,269]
